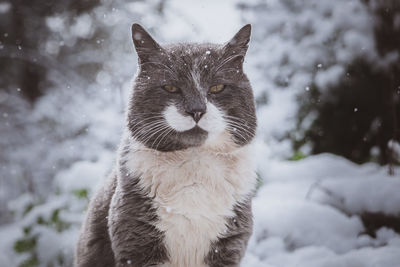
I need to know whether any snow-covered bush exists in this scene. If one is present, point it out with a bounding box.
[8,155,112,267]
[240,0,400,165]
[296,0,400,165]
[0,0,166,221]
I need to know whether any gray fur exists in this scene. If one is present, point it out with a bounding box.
[75,23,256,266]
[75,171,116,267]
[205,199,253,267]
[107,141,169,266]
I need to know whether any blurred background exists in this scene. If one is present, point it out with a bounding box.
[0,0,399,266]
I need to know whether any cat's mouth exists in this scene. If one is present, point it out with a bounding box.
[182,125,208,136]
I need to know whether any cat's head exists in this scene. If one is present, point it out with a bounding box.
[127,23,256,152]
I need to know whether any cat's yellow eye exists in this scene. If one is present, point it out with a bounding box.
[209,84,225,94]
[163,85,179,93]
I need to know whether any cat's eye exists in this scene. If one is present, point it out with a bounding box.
[163,85,180,93]
[209,84,225,94]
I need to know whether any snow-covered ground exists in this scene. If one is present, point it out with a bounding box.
[1,152,399,266]
[244,153,400,267]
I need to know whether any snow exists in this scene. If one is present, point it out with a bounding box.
[244,245,400,267]
[55,153,113,194]
[0,2,11,14]
[239,154,400,266]
[157,0,242,42]
[315,65,345,90]
[0,228,22,266]
[315,176,400,215]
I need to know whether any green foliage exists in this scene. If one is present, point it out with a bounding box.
[14,236,37,253]
[13,198,75,267]
[51,209,71,232]
[14,231,39,267]
[288,151,307,161]
[255,172,264,191]
[19,257,39,267]
[34,209,71,232]
[73,189,88,200]
[23,203,35,217]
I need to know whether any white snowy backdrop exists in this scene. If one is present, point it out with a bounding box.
[0,0,400,266]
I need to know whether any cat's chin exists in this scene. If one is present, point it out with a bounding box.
[182,125,208,143]
[142,126,208,152]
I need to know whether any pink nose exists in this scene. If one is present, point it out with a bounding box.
[187,111,205,123]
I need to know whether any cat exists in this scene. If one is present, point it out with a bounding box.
[75,23,257,267]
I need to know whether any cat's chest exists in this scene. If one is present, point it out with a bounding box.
[124,142,255,266]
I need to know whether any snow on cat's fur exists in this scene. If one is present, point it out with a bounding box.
[75,23,257,267]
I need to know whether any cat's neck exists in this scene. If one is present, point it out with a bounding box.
[118,130,256,193]
[123,130,245,159]
[119,128,256,200]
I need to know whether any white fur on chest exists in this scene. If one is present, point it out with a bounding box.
[124,134,256,267]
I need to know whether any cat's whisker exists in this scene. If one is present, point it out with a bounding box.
[226,125,248,142]
[223,113,257,121]
[141,123,170,145]
[155,127,175,150]
[130,118,165,129]
[224,117,255,132]
[225,123,254,137]
[132,120,166,141]
[130,119,165,137]
[226,123,254,138]
[225,117,257,129]
[222,115,252,126]
[130,114,165,119]
[129,116,165,126]
[139,128,164,146]
[130,112,165,115]
[225,120,255,139]
[149,124,172,148]
[228,129,252,143]
[135,123,167,143]
[130,117,165,125]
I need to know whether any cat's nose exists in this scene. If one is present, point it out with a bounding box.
[186,110,205,123]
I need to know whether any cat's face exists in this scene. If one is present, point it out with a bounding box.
[128,24,256,152]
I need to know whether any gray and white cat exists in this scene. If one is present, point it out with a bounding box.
[75,23,257,267]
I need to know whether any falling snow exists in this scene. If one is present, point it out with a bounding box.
[0,1,399,267]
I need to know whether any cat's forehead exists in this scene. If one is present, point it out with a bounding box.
[164,43,222,62]
[159,43,227,81]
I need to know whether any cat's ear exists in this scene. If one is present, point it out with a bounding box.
[223,24,251,55]
[221,24,251,70]
[131,23,163,63]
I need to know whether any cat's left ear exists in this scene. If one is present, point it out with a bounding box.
[223,24,251,55]
[221,24,251,70]
[131,23,163,63]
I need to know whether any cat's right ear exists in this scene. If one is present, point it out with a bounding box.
[131,23,163,63]
[223,24,251,55]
